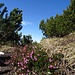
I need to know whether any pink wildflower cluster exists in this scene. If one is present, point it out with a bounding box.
[48,58,57,70]
[9,45,38,75]
[6,45,57,75]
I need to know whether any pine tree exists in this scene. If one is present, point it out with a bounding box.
[0,3,22,44]
[39,0,75,38]
[21,35,33,45]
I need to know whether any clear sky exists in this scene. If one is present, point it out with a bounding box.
[0,0,70,42]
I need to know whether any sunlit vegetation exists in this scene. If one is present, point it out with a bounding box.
[39,0,75,38]
[0,0,75,75]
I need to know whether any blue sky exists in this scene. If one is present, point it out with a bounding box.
[0,0,70,42]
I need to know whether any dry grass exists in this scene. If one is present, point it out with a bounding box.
[0,45,14,53]
[40,32,75,69]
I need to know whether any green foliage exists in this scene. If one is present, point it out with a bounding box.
[21,35,33,45]
[33,41,42,50]
[6,45,58,75]
[39,0,75,38]
[52,53,64,60]
[0,3,22,44]
[0,3,34,45]
[5,44,65,75]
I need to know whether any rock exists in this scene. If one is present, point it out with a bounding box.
[0,55,11,66]
[0,52,4,55]
[0,52,13,75]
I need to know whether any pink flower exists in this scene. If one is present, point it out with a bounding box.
[48,65,53,68]
[26,73,28,75]
[21,73,24,75]
[31,50,34,55]
[17,62,20,66]
[30,50,34,60]
[19,62,23,66]
[34,56,37,61]
[21,67,24,70]
[49,58,52,62]
[22,53,24,56]
[23,58,29,64]
[24,65,27,68]
[23,45,27,51]
[27,69,30,72]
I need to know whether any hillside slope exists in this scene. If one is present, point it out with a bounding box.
[40,32,75,67]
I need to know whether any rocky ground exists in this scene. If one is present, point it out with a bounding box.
[0,46,15,75]
[0,66,14,75]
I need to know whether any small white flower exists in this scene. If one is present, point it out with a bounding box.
[47,72,52,74]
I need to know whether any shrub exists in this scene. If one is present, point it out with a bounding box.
[5,45,59,75]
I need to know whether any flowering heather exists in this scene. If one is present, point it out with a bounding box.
[5,45,58,75]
